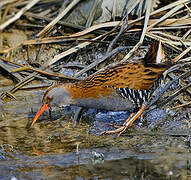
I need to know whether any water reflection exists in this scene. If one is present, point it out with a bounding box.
[0,84,191,179]
[0,145,191,179]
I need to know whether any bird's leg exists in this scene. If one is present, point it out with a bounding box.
[122,105,146,128]
[108,124,121,128]
[106,112,135,129]
[101,104,147,136]
[101,126,126,135]
[123,112,135,126]
[117,104,147,137]
[49,107,52,120]
[73,107,84,127]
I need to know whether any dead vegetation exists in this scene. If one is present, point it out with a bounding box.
[0,0,190,119]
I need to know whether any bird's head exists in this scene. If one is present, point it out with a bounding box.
[31,84,73,126]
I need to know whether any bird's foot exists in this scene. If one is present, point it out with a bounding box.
[100,126,127,137]
[100,121,133,137]
[101,105,146,137]
[100,113,135,137]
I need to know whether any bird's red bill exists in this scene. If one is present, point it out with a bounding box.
[31,104,48,126]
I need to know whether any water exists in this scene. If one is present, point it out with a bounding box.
[0,78,191,179]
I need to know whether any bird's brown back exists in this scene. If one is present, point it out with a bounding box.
[81,61,169,89]
[62,41,172,103]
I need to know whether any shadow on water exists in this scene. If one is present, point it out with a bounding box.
[0,81,191,179]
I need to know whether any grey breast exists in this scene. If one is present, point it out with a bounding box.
[75,93,135,111]
[74,76,162,111]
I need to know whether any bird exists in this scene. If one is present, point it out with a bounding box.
[31,40,172,136]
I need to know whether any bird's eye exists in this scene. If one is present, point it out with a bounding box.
[47,96,53,102]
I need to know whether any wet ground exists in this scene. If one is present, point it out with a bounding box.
[0,0,191,179]
[0,75,191,180]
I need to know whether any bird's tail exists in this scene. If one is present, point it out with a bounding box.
[144,40,171,67]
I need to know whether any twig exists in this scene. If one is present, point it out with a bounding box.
[147,3,185,30]
[177,57,191,63]
[184,3,191,13]
[121,42,142,62]
[0,56,78,80]
[157,82,191,109]
[0,0,17,8]
[146,32,184,51]
[11,7,85,30]
[171,101,191,110]
[145,72,191,116]
[0,73,37,99]
[125,131,191,137]
[0,21,120,54]
[104,0,141,52]
[77,39,111,44]
[151,25,191,30]
[0,0,40,30]
[74,46,128,78]
[0,60,23,82]
[112,0,116,21]
[106,13,128,53]
[44,33,108,68]
[183,29,191,39]
[121,0,152,62]
[151,31,182,41]
[37,0,81,37]
[146,71,191,111]
[1,2,11,23]
[165,62,191,74]
[171,45,191,64]
[85,0,99,27]
[5,91,17,100]
[20,83,53,90]
[139,0,152,42]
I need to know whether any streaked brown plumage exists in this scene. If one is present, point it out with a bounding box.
[31,40,172,136]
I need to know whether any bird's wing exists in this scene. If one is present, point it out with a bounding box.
[84,62,169,90]
[83,40,170,90]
